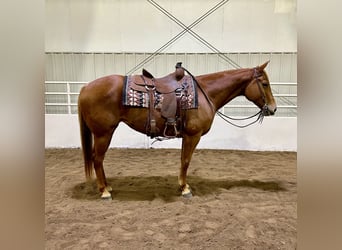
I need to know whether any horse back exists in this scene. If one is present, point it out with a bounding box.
[79,75,125,107]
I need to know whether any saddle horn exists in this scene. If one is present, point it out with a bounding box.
[175,62,184,81]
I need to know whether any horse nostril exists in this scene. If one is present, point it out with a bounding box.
[268,107,276,116]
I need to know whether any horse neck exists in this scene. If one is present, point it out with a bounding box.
[197,68,254,111]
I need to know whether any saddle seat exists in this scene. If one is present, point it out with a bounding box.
[124,62,194,138]
[134,62,185,94]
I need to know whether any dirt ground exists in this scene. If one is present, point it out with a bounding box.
[45,148,297,249]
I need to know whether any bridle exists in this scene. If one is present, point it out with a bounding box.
[216,67,270,128]
[253,68,271,116]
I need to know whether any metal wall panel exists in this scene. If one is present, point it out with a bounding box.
[268,53,282,81]
[46,52,297,82]
[113,53,126,74]
[45,82,67,92]
[45,53,67,80]
[103,53,115,76]
[94,53,105,79]
[45,52,297,116]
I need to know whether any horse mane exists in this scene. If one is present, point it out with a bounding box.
[197,67,252,78]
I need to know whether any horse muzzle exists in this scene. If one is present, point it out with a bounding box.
[262,104,277,116]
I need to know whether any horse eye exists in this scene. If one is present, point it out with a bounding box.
[262,83,269,87]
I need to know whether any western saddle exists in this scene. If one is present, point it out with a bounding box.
[130,62,187,138]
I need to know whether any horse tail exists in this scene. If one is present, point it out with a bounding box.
[78,105,93,180]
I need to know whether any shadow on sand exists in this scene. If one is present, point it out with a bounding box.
[71,175,286,202]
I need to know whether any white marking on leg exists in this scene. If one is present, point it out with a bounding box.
[181,184,192,196]
[101,188,112,199]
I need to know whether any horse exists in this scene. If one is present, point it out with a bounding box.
[78,61,277,199]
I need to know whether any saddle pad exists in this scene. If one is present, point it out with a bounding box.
[122,75,198,109]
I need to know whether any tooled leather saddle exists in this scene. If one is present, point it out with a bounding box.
[123,62,198,138]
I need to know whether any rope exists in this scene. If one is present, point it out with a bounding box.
[151,110,264,145]
[126,0,229,75]
[216,110,264,128]
[147,0,240,69]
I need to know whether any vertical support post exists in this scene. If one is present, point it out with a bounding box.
[67,82,71,114]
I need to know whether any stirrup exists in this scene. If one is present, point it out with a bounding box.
[163,121,179,138]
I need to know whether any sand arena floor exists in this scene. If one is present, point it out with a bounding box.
[45,148,296,249]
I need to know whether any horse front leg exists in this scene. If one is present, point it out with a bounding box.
[179,134,201,198]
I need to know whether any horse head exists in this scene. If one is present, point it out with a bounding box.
[244,61,277,116]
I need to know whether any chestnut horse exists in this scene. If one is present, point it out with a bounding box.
[78,61,276,199]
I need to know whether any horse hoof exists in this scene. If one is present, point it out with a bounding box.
[101,195,112,200]
[182,191,193,198]
[101,189,112,200]
[181,184,193,198]
[106,185,112,192]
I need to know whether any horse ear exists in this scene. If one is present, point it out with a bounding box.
[258,60,270,71]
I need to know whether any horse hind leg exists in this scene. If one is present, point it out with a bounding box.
[93,132,114,199]
[179,134,201,198]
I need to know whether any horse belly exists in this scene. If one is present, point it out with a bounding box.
[121,108,165,136]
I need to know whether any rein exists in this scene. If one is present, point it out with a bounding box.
[216,110,264,128]
[152,66,215,144]
[180,66,216,113]
[154,66,268,139]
